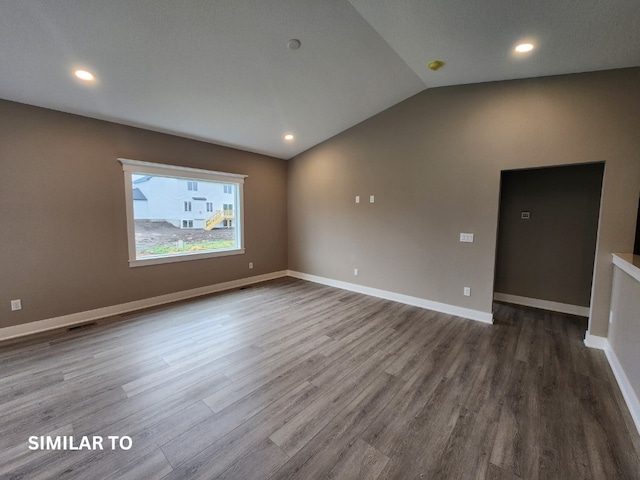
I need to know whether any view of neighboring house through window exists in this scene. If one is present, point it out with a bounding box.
[119,158,246,267]
[223,203,234,227]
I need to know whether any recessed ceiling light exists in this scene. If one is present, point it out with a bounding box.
[74,69,95,81]
[284,134,294,141]
[515,43,534,53]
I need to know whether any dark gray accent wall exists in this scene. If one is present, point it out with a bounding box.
[0,100,288,328]
[494,163,604,307]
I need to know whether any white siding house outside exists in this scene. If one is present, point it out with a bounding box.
[132,175,234,229]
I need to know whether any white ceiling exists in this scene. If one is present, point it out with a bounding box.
[1,0,638,159]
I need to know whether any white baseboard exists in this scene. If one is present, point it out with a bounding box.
[494,292,590,317]
[1,269,493,341]
[583,332,607,350]
[3,268,637,438]
[288,270,494,324]
[584,333,640,436]
[0,271,288,341]
[604,341,640,437]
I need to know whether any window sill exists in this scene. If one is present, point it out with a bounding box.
[129,247,245,268]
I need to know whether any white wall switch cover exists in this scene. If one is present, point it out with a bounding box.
[353,268,359,276]
[369,195,375,203]
[355,196,360,203]
[463,287,471,296]
[460,233,474,243]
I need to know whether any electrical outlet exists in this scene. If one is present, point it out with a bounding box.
[355,196,360,204]
[249,262,254,269]
[463,287,471,297]
[11,299,22,311]
[369,195,375,203]
[354,268,359,276]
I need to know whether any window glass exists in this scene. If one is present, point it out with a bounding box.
[119,159,246,267]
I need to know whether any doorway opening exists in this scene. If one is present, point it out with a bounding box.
[493,162,605,322]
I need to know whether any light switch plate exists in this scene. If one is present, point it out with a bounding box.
[460,233,474,243]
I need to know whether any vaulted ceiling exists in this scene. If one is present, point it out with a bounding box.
[1,1,638,159]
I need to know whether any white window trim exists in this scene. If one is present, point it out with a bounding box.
[118,158,247,267]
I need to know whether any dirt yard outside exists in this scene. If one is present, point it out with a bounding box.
[135,220,236,256]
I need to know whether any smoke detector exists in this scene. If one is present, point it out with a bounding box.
[287,39,301,50]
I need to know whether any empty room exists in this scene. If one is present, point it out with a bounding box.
[1,1,640,479]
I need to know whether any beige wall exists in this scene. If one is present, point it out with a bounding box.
[0,100,288,328]
[288,68,640,338]
[2,68,639,338]
[495,163,604,307]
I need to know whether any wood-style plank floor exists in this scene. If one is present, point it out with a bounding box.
[1,277,639,479]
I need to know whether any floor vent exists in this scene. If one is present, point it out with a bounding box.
[68,322,97,331]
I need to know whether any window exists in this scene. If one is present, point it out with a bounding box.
[119,158,247,267]
[223,185,232,194]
